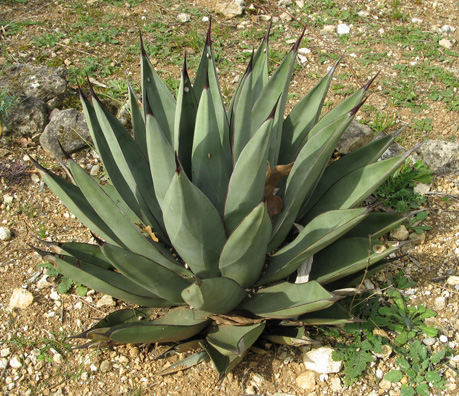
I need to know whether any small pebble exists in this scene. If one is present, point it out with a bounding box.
[423,337,436,346]
[439,335,448,343]
[9,288,34,309]
[9,356,22,368]
[0,226,13,241]
[446,276,459,286]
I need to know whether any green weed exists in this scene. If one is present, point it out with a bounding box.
[375,160,434,212]
[39,262,88,296]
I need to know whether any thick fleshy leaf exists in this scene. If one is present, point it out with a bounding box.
[269,110,359,251]
[43,241,113,270]
[296,74,376,151]
[299,131,401,218]
[145,113,176,208]
[141,38,176,142]
[103,307,210,344]
[263,326,320,346]
[296,303,358,325]
[163,165,227,278]
[156,351,208,375]
[301,155,405,223]
[241,281,337,319]
[65,159,177,268]
[326,260,392,289]
[309,237,400,284]
[35,162,121,246]
[128,80,147,156]
[192,84,230,214]
[201,342,243,380]
[219,203,271,287]
[206,322,265,356]
[181,277,247,314]
[193,26,231,170]
[231,61,253,163]
[101,243,192,303]
[258,208,369,286]
[342,212,410,239]
[279,59,339,164]
[224,116,273,233]
[80,91,158,233]
[251,30,304,165]
[174,60,198,176]
[250,26,270,105]
[45,254,171,307]
[91,95,167,239]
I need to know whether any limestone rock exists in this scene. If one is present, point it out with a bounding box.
[215,2,244,18]
[96,295,116,307]
[40,108,91,158]
[9,288,34,309]
[177,13,191,23]
[296,371,315,390]
[0,64,68,109]
[1,96,48,137]
[390,225,409,241]
[0,226,13,241]
[336,120,374,154]
[303,346,342,374]
[417,139,459,175]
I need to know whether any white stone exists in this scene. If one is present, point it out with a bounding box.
[323,25,335,34]
[0,358,7,369]
[9,356,22,368]
[296,371,315,390]
[439,39,453,49]
[0,226,13,241]
[9,289,34,309]
[414,182,431,195]
[434,296,447,311]
[423,337,436,346]
[319,374,328,381]
[278,0,293,5]
[296,0,304,7]
[446,276,459,286]
[96,295,116,308]
[330,376,342,391]
[75,301,83,309]
[441,25,456,34]
[376,368,384,379]
[53,353,64,364]
[37,275,52,290]
[49,291,60,301]
[1,348,11,357]
[390,225,409,241]
[298,47,311,55]
[280,12,292,21]
[303,347,342,374]
[374,344,392,360]
[202,16,209,22]
[176,13,191,23]
[215,3,244,18]
[358,11,369,17]
[411,18,423,24]
[89,164,100,176]
[337,24,350,35]
[297,54,307,64]
[3,194,14,204]
[440,335,448,343]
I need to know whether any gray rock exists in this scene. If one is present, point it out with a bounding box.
[423,337,436,346]
[434,296,447,311]
[380,140,406,160]
[0,64,68,109]
[40,108,91,158]
[417,139,459,175]
[303,346,342,374]
[96,295,116,307]
[336,120,374,155]
[215,2,244,18]
[1,96,48,137]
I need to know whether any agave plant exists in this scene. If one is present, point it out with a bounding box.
[33,24,413,377]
